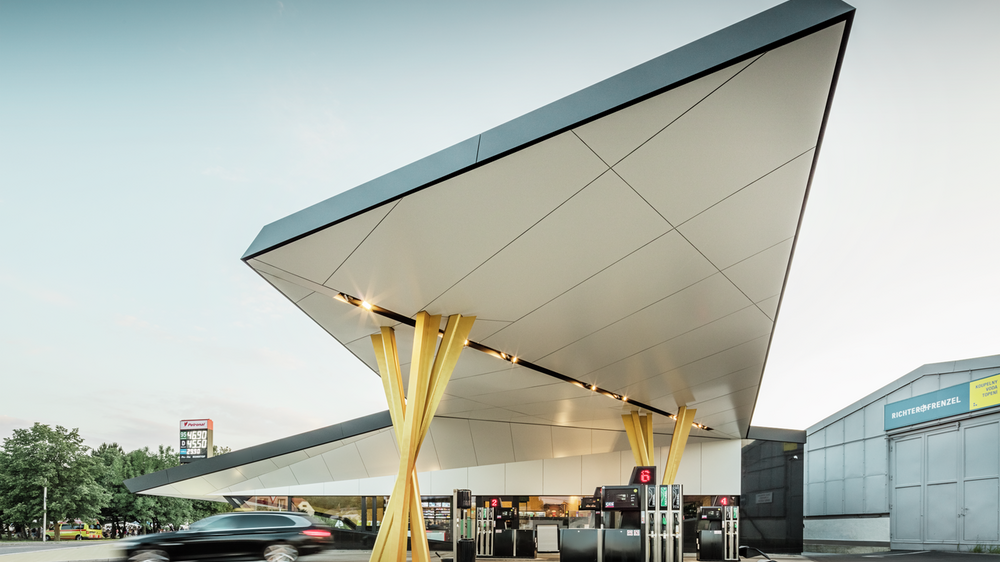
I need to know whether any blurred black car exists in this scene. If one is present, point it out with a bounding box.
[121,512,333,562]
[326,517,376,549]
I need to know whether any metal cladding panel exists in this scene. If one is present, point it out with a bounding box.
[844,410,865,442]
[825,480,844,514]
[964,421,999,479]
[806,482,825,516]
[864,474,887,513]
[926,483,959,542]
[964,479,1000,542]
[894,487,922,541]
[843,441,863,479]
[844,477,863,514]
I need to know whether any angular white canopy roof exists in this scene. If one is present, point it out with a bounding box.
[243,0,854,441]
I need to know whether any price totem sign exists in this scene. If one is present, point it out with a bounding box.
[179,419,214,463]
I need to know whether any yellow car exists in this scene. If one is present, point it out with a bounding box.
[46,523,103,540]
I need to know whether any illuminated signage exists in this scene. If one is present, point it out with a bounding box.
[179,419,214,463]
[884,372,1000,430]
[629,465,656,485]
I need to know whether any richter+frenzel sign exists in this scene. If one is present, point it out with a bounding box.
[179,419,214,463]
[884,373,1000,430]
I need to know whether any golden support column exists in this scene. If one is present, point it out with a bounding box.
[369,312,475,562]
[662,406,697,485]
[621,411,655,466]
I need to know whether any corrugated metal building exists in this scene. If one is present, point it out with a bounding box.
[804,354,1000,552]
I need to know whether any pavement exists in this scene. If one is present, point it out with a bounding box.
[2,543,1000,562]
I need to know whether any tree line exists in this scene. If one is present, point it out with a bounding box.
[0,423,231,540]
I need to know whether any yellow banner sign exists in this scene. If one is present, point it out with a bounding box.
[970,374,1000,411]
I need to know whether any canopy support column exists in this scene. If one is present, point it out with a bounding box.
[662,406,697,485]
[622,411,655,466]
[369,312,476,562]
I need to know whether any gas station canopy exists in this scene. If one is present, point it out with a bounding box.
[243,0,854,440]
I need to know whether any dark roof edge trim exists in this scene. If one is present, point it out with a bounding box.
[124,410,393,494]
[746,426,807,444]
[241,0,856,261]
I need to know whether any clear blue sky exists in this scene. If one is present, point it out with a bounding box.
[2,0,998,452]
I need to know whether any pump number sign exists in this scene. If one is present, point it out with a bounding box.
[179,419,214,463]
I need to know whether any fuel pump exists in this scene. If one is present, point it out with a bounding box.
[476,498,496,557]
[452,489,475,562]
[559,483,682,562]
[645,484,683,562]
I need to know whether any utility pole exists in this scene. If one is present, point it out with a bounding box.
[42,487,47,541]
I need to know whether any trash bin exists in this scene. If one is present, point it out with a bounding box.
[458,538,476,562]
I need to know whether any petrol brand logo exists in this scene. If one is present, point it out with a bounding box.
[180,420,211,429]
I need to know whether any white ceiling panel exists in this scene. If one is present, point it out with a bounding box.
[585,304,771,391]
[575,57,758,166]
[680,366,763,406]
[677,150,814,270]
[722,238,794,304]
[509,415,561,426]
[469,420,516,466]
[539,273,753,378]
[228,477,265,494]
[297,292,393,346]
[288,454,334,485]
[305,441,346,458]
[615,335,768,401]
[435,396,489,415]
[511,423,554,462]
[444,366,559,397]
[354,430,399,478]
[202,468,249,490]
[324,132,608,316]
[170,477,217,497]
[258,272,314,304]
[511,395,621,419]
[415,430,441,473]
[472,382,597,409]
[613,23,844,226]
[258,466,297,489]
[236,459,279,480]
[448,349,518,380]
[255,202,396,285]
[428,170,670,324]
[270,450,309,469]
[466,319,512,344]
[322,443,369,481]
[483,230,717,361]
[756,295,780,321]
[460,407,518,422]
[429,417,478,470]
[687,385,759,419]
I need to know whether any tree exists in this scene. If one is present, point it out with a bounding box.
[0,423,110,538]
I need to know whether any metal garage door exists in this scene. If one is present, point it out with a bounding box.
[890,413,1000,550]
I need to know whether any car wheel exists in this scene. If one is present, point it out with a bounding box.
[129,550,170,562]
[76,535,83,541]
[263,544,298,562]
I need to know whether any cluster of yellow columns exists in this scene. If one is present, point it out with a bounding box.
[622,407,697,485]
[369,312,476,562]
